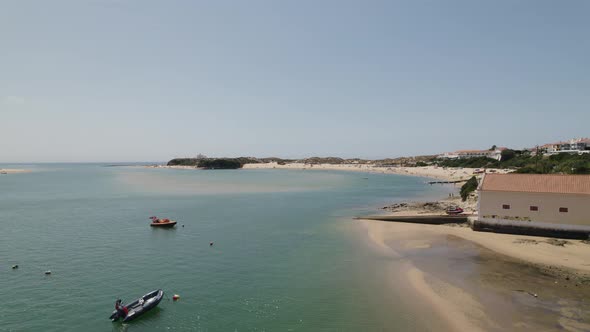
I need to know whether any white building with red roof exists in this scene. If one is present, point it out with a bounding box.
[478,173,590,231]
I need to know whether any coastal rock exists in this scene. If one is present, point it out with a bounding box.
[382,203,408,210]
[546,239,570,247]
[382,200,473,214]
[514,239,539,245]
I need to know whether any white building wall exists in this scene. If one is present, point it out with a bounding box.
[490,150,502,160]
[478,191,590,228]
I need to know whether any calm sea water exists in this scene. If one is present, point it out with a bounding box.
[0,164,450,331]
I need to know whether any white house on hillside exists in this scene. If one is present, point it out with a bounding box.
[477,173,590,231]
[541,138,590,155]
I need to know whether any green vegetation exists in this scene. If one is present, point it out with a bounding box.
[167,157,259,169]
[167,151,590,174]
[500,149,516,161]
[167,158,200,166]
[197,159,243,169]
[515,153,590,174]
[374,155,437,167]
[167,156,300,169]
[437,150,590,174]
[300,157,345,164]
[460,176,478,201]
[437,156,499,168]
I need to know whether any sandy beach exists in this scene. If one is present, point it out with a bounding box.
[144,165,199,170]
[363,219,590,276]
[243,162,511,181]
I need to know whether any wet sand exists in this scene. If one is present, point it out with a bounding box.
[358,220,590,331]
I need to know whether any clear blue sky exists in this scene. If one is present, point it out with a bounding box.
[1,0,589,162]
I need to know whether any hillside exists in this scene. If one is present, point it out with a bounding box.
[435,151,590,174]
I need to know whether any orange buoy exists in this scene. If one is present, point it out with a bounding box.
[173,294,180,301]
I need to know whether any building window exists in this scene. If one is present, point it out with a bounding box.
[559,207,568,213]
[530,206,538,211]
[502,204,510,210]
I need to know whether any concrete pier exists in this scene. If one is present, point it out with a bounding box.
[358,215,469,225]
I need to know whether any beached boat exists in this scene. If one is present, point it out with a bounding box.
[446,207,464,215]
[110,289,164,322]
[149,216,177,228]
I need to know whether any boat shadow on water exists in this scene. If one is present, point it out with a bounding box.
[150,226,177,231]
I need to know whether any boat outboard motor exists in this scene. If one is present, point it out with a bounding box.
[110,299,127,321]
[110,308,128,321]
[109,310,121,321]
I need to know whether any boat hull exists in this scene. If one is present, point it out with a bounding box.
[110,289,164,322]
[150,221,177,228]
[446,208,464,215]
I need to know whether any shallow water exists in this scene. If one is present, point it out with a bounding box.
[392,233,590,331]
[0,164,451,331]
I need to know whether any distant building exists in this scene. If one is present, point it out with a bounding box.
[439,147,506,161]
[560,137,590,153]
[477,174,590,232]
[541,138,590,155]
[530,143,553,156]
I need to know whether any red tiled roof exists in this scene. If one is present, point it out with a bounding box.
[480,174,590,195]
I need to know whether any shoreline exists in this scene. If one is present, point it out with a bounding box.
[346,164,590,330]
[144,165,202,170]
[361,219,590,276]
[358,219,590,331]
[355,220,490,332]
[244,162,511,181]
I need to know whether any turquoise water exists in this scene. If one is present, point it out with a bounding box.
[0,165,449,331]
